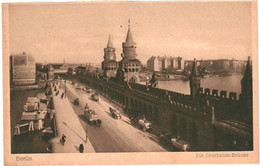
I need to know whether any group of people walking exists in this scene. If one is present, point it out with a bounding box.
[51,81,86,153]
[53,82,65,99]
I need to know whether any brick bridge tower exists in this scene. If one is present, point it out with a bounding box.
[102,34,118,78]
[189,58,200,98]
[118,20,141,83]
[240,56,252,121]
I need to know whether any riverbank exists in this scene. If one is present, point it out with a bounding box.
[11,89,52,153]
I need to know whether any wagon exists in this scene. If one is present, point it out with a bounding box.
[84,109,101,127]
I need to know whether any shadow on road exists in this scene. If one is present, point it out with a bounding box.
[74,145,79,152]
[78,114,87,122]
[121,119,131,125]
[63,121,87,143]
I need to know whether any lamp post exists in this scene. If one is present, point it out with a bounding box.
[59,76,61,89]
[65,80,67,98]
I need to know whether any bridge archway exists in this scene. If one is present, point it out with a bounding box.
[129,76,137,83]
[180,117,187,139]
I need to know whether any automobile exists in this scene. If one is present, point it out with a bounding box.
[74,98,79,105]
[171,137,190,151]
[91,92,99,102]
[86,88,93,93]
[75,85,82,89]
[109,107,121,119]
[138,119,152,132]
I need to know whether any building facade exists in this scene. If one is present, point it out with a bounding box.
[11,52,36,85]
[184,59,248,73]
[147,56,183,72]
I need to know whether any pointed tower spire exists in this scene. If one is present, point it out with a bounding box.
[240,56,252,122]
[191,58,199,77]
[125,19,133,43]
[107,34,113,48]
[241,56,252,95]
[243,56,252,80]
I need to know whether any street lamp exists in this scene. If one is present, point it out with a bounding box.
[59,76,61,89]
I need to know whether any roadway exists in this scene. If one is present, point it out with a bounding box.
[60,80,166,152]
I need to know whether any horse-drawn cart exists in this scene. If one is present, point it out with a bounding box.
[84,109,101,127]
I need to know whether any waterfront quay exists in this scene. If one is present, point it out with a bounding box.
[11,89,51,153]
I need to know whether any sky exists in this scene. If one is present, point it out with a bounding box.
[8,1,254,64]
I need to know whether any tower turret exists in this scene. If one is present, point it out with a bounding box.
[240,56,252,121]
[102,34,117,78]
[117,20,141,83]
[104,34,116,61]
[189,58,200,98]
[121,20,137,60]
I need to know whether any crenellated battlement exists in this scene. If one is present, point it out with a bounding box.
[198,87,239,101]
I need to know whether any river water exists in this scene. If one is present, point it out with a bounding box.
[157,75,243,95]
[11,89,51,153]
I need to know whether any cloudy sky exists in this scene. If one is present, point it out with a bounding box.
[8,1,254,64]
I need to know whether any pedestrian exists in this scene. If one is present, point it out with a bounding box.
[60,134,66,146]
[47,144,52,153]
[61,93,64,99]
[79,144,84,153]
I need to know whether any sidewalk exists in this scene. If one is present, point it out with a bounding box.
[49,84,95,153]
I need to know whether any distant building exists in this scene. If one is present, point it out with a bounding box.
[184,59,248,73]
[229,59,248,72]
[46,62,69,74]
[74,65,86,75]
[147,56,183,72]
[11,52,36,85]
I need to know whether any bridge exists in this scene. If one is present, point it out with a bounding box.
[69,58,253,151]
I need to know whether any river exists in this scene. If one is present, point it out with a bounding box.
[10,89,51,153]
[157,75,244,95]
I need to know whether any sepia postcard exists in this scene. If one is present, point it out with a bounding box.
[2,1,259,165]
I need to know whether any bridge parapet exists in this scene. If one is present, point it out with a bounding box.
[199,87,239,101]
[171,100,211,119]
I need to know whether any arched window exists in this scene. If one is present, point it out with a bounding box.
[129,77,136,83]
